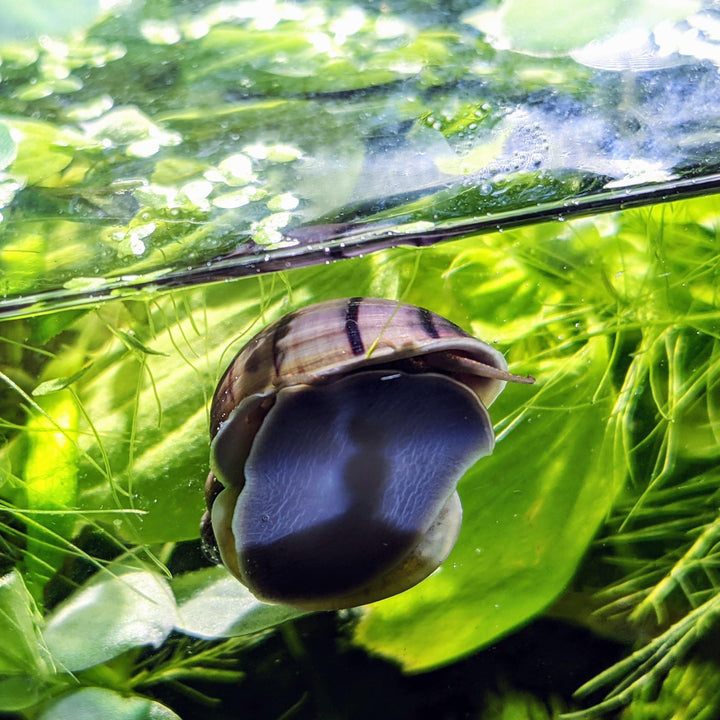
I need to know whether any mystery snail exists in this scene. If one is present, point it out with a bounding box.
[201,297,534,611]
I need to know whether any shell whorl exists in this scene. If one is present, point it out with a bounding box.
[210,297,510,436]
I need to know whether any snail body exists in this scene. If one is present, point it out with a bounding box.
[202,297,534,611]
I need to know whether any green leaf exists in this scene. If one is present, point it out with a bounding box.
[0,675,50,712]
[466,0,702,56]
[0,118,85,185]
[28,310,89,346]
[44,565,177,671]
[0,570,53,677]
[22,390,81,602]
[111,328,169,357]
[74,288,293,544]
[0,122,17,171]
[32,368,90,396]
[38,687,181,720]
[172,566,306,639]
[354,336,623,671]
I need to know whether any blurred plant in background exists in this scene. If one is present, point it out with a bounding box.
[2,194,718,718]
[0,0,719,718]
[0,0,717,310]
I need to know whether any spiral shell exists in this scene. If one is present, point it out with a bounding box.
[202,297,534,610]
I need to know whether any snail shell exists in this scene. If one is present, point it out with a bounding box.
[201,297,534,611]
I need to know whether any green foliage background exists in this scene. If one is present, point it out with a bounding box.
[0,1,719,719]
[1,195,719,718]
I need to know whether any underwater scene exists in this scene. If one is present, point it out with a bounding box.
[1,1,719,719]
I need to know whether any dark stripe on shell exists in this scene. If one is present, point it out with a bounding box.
[439,315,471,337]
[345,297,365,356]
[271,312,295,377]
[225,376,237,407]
[243,342,264,374]
[418,307,440,339]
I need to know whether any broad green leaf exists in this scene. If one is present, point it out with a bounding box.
[0,674,50,712]
[354,336,623,670]
[0,570,53,677]
[0,234,47,296]
[74,262,377,544]
[38,687,181,720]
[27,310,88,346]
[22,389,80,602]
[0,122,17,171]
[0,118,88,185]
[466,0,702,56]
[172,566,305,639]
[74,292,272,544]
[44,566,177,671]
